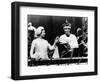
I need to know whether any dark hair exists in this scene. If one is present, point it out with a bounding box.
[62,22,71,27]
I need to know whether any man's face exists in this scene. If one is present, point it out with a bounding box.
[41,29,46,38]
[63,26,71,35]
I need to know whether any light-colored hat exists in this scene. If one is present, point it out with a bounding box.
[63,26,71,29]
[36,26,44,36]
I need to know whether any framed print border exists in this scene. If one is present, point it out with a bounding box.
[11,1,98,80]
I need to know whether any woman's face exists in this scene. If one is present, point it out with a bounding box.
[41,29,46,38]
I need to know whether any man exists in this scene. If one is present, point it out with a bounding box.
[28,22,37,59]
[28,22,37,40]
[59,23,78,58]
[28,22,36,31]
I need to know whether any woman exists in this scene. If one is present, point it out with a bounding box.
[30,26,59,60]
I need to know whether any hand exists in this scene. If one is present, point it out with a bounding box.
[54,36,59,44]
[64,43,71,49]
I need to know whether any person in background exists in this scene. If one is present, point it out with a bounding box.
[77,27,88,57]
[28,22,37,40]
[28,22,37,59]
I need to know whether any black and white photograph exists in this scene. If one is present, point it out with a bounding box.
[11,2,97,80]
[27,15,88,66]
